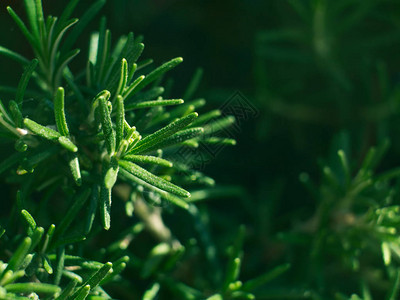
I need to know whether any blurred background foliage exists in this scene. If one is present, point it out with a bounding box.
[3,0,400,298]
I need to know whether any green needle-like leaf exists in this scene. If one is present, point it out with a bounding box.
[7,6,38,50]
[34,0,45,38]
[143,282,161,300]
[122,75,145,101]
[134,57,183,94]
[23,0,39,39]
[47,16,57,46]
[43,255,53,274]
[142,243,171,278]
[104,156,119,189]
[50,236,87,253]
[54,49,81,88]
[68,154,82,185]
[74,284,90,300]
[24,118,61,140]
[359,139,390,174]
[123,35,145,66]
[116,58,128,97]
[103,36,128,86]
[223,226,245,291]
[50,18,78,72]
[56,0,80,31]
[56,278,77,300]
[42,224,55,253]
[16,59,38,107]
[98,92,116,154]
[2,237,31,276]
[338,149,350,185]
[119,160,190,197]
[20,253,33,271]
[21,209,36,233]
[4,282,61,295]
[0,270,25,287]
[125,99,184,111]
[54,87,70,136]
[203,115,235,135]
[127,62,138,83]
[29,226,44,252]
[73,262,112,298]
[157,190,190,210]
[0,100,15,125]
[54,247,65,286]
[190,109,221,127]
[58,136,78,152]
[116,95,125,149]
[100,262,127,284]
[202,137,236,145]
[107,39,144,93]
[224,257,241,290]
[100,183,112,230]
[127,86,164,105]
[123,154,173,168]
[63,271,84,283]
[140,127,204,153]
[130,112,198,154]
[0,46,30,66]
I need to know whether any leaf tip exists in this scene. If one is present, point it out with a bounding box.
[105,262,113,267]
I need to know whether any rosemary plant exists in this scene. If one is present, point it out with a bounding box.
[0,0,284,299]
[288,135,400,300]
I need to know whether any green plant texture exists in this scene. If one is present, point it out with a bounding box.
[5,0,400,300]
[251,1,400,299]
[0,0,280,299]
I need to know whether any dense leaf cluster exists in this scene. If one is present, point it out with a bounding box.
[0,0,280,299]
